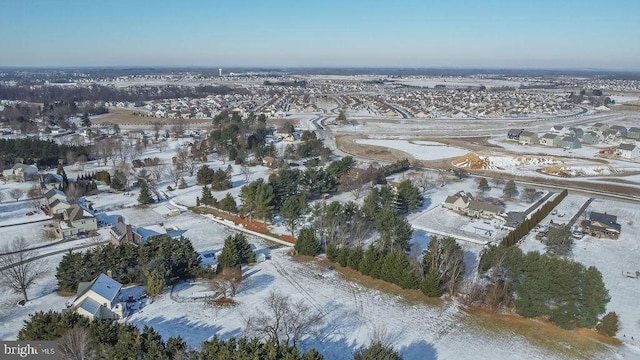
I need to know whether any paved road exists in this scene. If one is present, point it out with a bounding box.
[568,198,594,227]
[0,240,110,272]
[523,191,556,217]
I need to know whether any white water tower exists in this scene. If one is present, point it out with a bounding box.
[218,68,222,77]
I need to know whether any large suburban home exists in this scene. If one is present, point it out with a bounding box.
[540,133,560,147]
[560,136,581,149]
[443,191,474,213]
[55,204,97,238]
[2,163,39,182]
[110,217,142,246]
[40,173,64,191]
[507,129,524,140]
[609,125,628,138]
[628,127,640,140]
[466,200,502,219]
[568,127,584,138]
[72,273,125,320]
[617,143,639,159]
[580,131,599,145]
[518,131,539,145]
[581,212,621,239]
[591,123,609,132]
[43,188,70,215]
[549,125,567,136]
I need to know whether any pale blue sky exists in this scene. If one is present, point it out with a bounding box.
[1,0,639,69]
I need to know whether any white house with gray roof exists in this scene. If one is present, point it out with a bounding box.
[617,143,638,159]
[72,273,125,320]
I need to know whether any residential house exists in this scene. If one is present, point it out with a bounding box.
[628,127,640,140]
[617,143,639,159]
[580,131,599,145]
[549,125,567,136]
[518,131,539,145]
[568,127,584,138]
[72,273,125,320]
[55,204,97,238]
[581,212,621,239]
[609,125,628,138]
[43,188,70,215]
[507,129,524,141]
[540,133,560,147]
[2,163,39,182]
[110,217,142,245]
[40,173,64,191]
[591,123,608,132]
[559,136,581,149]
[466,200,502,219]
[443,191,473,213]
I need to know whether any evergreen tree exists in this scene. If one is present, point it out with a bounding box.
[396,180,423,213]
[596,312,619,337]
[231,233,256,264]
[478,178,489,191]
[577,266,610,328]
[145,269,166,297]
[380,250,419,289]
[421,269,442,297]
[359,246,382,277]
[546,225,573,256]
[218,193,237,213]
[503,180,517,198]
[295,228,320,256]
[354,342,403,360]
[281,195,307,235]
[201,185,215,206]
[137,179,155,204]
[217,237,240,272]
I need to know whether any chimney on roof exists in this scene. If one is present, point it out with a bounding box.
[107,270,113,278]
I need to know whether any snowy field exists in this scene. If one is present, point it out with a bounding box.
[355,139,469,160]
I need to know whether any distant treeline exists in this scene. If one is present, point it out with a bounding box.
[0,84,249,103]
[263,80,307,87]
[0,138,89,168]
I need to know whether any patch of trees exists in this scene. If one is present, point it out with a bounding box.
[18,310,321,360]
[477,245,610,329]
[209,111,272,163]
[216,233,256,272]
[196,165,232,190]
[501,189,568,246]
[56,235,203,295]
[377,159,411,179]
[0,138,90,168]
[285,131,333,162]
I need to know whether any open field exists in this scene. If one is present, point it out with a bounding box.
[92,109,211,128]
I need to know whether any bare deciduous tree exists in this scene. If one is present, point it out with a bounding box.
[9,188,25,202]
[211,267,243,299]
[241,164,251,184]
[58,326,96,360]
[245,290,325,347]
[0,237,45,303]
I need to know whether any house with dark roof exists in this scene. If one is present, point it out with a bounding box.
[581,212,621,239]
[55,204,97,238]
[466,200,502,219]
[540,133,560,147]
[443,191,473,213]
[591,123,608,132]
[609,125,628,137]
[40,173,64,191]
[580,131,599,145]
[110,217,142,245]
[628,127,640,140]
[617,143,639,159]
[72,273,125,320]
[560,136,581,149]
[568,127,584,138]
[43,188,70,215]
[507,129,524,140]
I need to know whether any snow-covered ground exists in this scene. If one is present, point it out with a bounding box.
[355,139,469,160]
